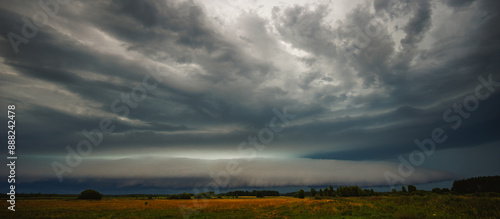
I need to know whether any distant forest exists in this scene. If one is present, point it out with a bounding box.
[452,176,500,193]
[225,190,280,197]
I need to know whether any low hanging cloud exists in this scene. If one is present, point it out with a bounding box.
[19,157,457,188]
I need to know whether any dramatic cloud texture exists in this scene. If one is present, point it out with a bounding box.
[0,0,499,193]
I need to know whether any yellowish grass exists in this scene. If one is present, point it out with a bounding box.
[2,196,499,218]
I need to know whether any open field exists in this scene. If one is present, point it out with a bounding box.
[2,195,500,218]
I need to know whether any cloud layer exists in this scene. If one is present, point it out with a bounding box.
[1,0,499,191]
[21,157,457,188]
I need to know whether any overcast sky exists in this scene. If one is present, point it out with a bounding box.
[1,0,499,193]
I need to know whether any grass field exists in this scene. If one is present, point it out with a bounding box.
[2,195,500,218]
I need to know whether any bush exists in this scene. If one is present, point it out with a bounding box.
[296,189,305,199]
[408,185,417,193]
[410,190,427,196]
[194,193,211,199]
[432,188,442,194]
[179,193,191,199]
[169,194,179,199]
[77,189,103,200]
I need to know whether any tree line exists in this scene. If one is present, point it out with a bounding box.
[452,176,500,193]
[292,185,428,199]
[294,185,378,199]
[225,190,280,197]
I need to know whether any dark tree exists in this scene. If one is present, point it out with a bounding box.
[179,193,191,199]
[402,186,407,193]
[310,188,317,197]
[297,189,305,199]
[363,189,370,196]
[77,189,102,200]
[319,189,323,197]
[408,185,417,193]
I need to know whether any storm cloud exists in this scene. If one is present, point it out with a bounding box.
[1,0,499,192]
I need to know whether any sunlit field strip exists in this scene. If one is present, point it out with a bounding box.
[2,196,500,218]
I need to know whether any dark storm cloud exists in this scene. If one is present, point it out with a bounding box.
[445,0,477,8]
[0,0,283,153]
[0,0,499,189]
[272,4,338,58]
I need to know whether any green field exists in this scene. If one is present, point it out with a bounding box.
[2,195,500,218]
